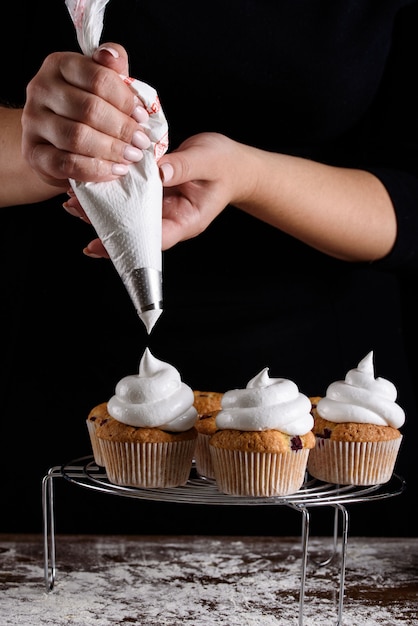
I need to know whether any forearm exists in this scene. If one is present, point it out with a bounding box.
[0,107,63,208]
[233,143,397,263]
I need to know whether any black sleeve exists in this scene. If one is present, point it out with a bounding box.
[363,2,418,271]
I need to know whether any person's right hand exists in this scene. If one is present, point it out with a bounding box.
[21,43,151,188]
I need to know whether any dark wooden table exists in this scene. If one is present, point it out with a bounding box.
[1,533,417,625]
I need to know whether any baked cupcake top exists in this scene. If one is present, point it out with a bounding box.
[195,410,220,436]
[107,348,197,431]
[97,419,197,443]
[193,390,223,416]
[87,401,111,428]
[215,367,313,436]
[316,351,405,429]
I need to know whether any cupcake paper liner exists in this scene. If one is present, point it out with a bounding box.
[307,436,403,485]
[100,439,196,488]
[194,432,215,480]
[86,420,106,467]
[209,447,310,497]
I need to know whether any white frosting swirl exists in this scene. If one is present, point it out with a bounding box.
[215,367,313,436]
[317,351,405,428]
[107,348,197,431]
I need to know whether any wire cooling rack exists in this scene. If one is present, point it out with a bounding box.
[50,455,404,506]
[42,456,405,626]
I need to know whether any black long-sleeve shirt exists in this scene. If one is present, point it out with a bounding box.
[1,0,418,534]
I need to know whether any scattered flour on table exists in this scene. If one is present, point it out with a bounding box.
[1,537,417,626]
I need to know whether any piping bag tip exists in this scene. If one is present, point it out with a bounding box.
[125,267,163,335]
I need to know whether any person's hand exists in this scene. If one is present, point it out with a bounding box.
[71,132,250,257]
[21,43,151,189]
[158,133,247,249]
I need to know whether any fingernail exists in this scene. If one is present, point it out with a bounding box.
[83,246,102,259]
[63,201,82,218]
[112,163,130,175]
[132,130,151,150]
[123,145,144,162]
[159,162,174,183]
[96,45,119,59]
[132,106,149,124]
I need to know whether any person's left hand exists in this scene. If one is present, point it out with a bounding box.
[159,133,246,249]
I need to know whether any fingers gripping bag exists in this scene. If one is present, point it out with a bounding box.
[65,0,169,334]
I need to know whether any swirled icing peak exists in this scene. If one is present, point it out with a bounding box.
[107,348,197,431]
[317,351,405,428]
[215,367,313,435]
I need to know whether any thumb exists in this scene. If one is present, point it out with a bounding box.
[158,134,214,186]
[158,133,228,187]
[158,148,198,187]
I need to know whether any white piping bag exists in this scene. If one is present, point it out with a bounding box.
[65,0,168,334]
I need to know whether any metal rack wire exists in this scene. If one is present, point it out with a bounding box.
[42,456,405,626]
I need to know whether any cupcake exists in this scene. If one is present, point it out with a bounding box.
[309,397,322,413]
[209,368,315,496]
[307,351,405,485]
[193,390,224,415]
[86,401,111,466]
[95,348,198,488]
[193,391,223,479]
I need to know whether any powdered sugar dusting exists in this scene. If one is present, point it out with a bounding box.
[1,535,417,625]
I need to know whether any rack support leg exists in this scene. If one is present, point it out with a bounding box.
[42,470,57,591]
